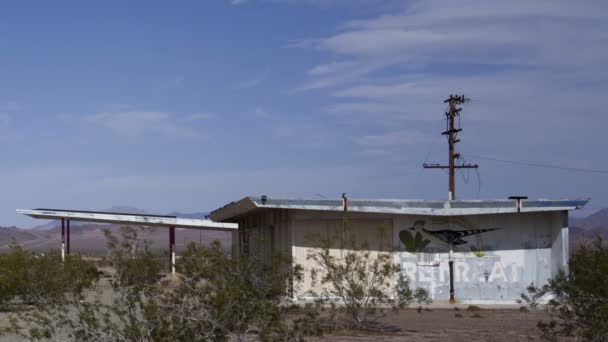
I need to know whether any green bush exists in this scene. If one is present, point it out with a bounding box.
[306,222,431,329]
[15,229,320,342]
[523,238,608,341]
[103,226,162,288]
[0,244,28,308]
[0,244,98,308]
[170,240,317,341]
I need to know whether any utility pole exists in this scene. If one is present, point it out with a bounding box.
[423,94,479,304]
[423,94,478,200]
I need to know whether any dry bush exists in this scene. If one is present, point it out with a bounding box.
[306,222,430,329]
[13,227,322,342]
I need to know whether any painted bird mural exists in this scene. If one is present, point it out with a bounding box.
[399,219,499,254]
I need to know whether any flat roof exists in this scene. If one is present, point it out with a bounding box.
[17,208,238,231]
[209,197,590,222]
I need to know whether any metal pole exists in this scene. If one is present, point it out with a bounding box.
[61,218,65,262]
[170,226,176,274]
[66,219,71,256]
[448,244,455,304]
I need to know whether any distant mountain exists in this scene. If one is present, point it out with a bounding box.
[32,220,85,231]
[102,206,153,215]
[570,208,608,248]
[1,223,231,254]
[166,212,209,219]
[0,226,44,246]
[570,208,608,230]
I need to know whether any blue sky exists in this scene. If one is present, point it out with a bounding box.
[1,0,607,227]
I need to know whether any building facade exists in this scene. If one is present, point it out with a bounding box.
[210,197,588,304]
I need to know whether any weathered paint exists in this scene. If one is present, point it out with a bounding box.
[290,215,393,298]
[214,201,582,305]
[393,212,564,303]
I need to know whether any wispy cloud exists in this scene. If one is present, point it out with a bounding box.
[358,130,435,147]
[231,0,249,5]
[270,0,399,8]
[255,107,271,118]
[293,0,608,158]
[303,0,608,81]
[166,75,185,89]
[181,112,215,122]
[298,0,608,111]
[0,114,11,126]
[236,72,267,89]
[332,82,429,99]
[357,130,439,157]
[83,109,210,140]
[1,102,20,111]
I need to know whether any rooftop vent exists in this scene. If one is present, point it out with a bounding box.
[508,196,528,213]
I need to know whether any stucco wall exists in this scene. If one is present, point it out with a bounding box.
[290,211,393,298]
[393,211,566,304]
[238,209,568,304]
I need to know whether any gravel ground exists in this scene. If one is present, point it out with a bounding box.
[311,307,570,342]
[0,292,567,342]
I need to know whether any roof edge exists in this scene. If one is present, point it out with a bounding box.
[209,196,590,221]
[208,197,257,222]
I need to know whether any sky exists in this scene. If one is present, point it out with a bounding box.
[1,0,607,227]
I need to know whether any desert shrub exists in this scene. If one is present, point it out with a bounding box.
[524,238,608,341]
[22,252,98,304]
[15,229,321,342]
[395,273,431,309]
[169,240,320,341]
[0,244,28,308]
[519,282,550,309]
[0,244,98,308]
[306,223,431,329]
[103,226,162,287]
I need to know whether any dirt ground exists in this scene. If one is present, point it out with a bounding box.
[0,306,561,341]
[313,308,562,342]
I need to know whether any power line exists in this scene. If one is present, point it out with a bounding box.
[465,154,608,174]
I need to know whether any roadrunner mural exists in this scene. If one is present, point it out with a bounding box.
[399,218,499,256]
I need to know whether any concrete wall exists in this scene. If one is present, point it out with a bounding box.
[393,211,567,304]
[236,209,568,304]
[290,211,393,298]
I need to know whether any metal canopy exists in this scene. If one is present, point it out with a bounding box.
[17,208,238,231]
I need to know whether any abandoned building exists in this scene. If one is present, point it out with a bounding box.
[209,196,588,304]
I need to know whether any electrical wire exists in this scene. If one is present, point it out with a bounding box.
[464,154,608,175]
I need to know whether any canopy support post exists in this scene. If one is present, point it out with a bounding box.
[170,226,176,274]
[61,218,65,262]
[66,219,71,256]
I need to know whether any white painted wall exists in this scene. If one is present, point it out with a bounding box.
[290,211,393,298]
[393,211,565,304]
[241,209,567,304]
